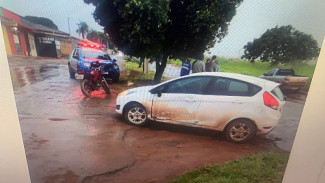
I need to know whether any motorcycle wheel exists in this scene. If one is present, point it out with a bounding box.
[102,82,111,94]
[80,79,92,97]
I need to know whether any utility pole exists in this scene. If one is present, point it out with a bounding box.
[67,17,71,36]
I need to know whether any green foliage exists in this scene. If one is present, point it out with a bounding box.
[76,22,89,39]
[170,152,289,183]
[123,61,167,81]
[242,25,320,65]
[24,16,58,30]
[84,0,243,82]
[87,30,108,42]
[169,57,316,88]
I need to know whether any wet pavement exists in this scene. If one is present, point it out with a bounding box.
[8,56,304,183]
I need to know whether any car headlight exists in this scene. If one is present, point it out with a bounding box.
[119,90,137,96]
[113,65,119,69]
[83,62,91,68]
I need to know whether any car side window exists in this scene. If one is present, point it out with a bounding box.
[265,69,276,76]
[276,69,294,76]
[207,77,255,96]
[73,49,80,58]
[160,76,211,95]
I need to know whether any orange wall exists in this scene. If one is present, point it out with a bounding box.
[18,32,27,55]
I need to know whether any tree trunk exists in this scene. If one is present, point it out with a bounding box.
[138,57,143,68]
[153,54,168,84]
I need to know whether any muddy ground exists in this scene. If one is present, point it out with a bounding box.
[7,56,304,183]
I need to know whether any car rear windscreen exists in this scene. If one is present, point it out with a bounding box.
[271,87,285,101]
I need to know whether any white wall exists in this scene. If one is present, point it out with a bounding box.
[0,20,31,183]
[283,37,325,183]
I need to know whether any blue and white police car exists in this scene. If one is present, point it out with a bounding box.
[68,41,120,82]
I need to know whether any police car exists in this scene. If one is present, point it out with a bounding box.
[68,41,120,82]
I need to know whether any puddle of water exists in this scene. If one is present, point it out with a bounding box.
[10,65,60,89]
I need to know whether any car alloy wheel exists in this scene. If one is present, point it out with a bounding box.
[124,104,148,126]
[225,119,256,143]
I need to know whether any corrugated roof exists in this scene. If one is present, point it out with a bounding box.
[20,17,69,36]
[0,7,70,37]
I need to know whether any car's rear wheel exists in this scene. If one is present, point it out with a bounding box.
[124,104,148,126]
[68,64,75,79]
[225,119,256,143]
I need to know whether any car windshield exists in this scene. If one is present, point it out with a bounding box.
[81,48,111,60]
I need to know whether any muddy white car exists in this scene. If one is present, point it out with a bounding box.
[116,72,285,143]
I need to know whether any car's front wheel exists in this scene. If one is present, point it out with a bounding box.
[124,104,148,126]
[225,119,256,143]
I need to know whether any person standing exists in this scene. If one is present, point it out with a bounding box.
[192,55,205,73]
[211,55,220,72]
[205,58,216,72]
[216,61,220,72]
[180,58,191,76]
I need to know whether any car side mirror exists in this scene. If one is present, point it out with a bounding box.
[284,96,287,101]
[157,90,162,97]
[113,59,117,63]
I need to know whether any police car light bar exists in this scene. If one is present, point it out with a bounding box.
[78,41,102,49]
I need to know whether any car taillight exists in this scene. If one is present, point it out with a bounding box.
[284,77,290,82]
[263,92,279,110]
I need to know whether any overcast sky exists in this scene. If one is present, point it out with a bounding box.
[1,0,324,58]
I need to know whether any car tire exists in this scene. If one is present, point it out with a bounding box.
[224,119,256,143]
[112,73,120,83]
[68,64,75,79]
[123,103,148,126]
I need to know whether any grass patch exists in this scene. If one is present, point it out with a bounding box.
[169,58,316,88]
[170,152,289,183]
[122,61,168,82]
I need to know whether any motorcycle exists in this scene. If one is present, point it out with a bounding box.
[79,61,111,97]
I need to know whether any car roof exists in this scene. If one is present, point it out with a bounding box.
[176,72,279,90]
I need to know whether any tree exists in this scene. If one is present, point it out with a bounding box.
[24,16,58,30]
[242,25,319,65]
[85,0,242,83]
[76,22,89,39]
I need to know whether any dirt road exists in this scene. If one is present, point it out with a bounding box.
[8,56,298,183]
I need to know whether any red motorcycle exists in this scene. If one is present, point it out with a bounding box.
[79,61,111,97]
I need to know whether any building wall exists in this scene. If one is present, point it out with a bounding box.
[1,24,12,55]
[5,26,17,55]
[60,40,73,56]
[18,32,27,55]
[1,8,21,24]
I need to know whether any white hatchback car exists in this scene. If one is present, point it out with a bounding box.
[116,72,285,143]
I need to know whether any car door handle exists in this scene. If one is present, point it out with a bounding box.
[233,99,243,104]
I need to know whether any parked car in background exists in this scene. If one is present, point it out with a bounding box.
[116,73,285,143]
[68,41,120,83]
[259,68,309,92]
